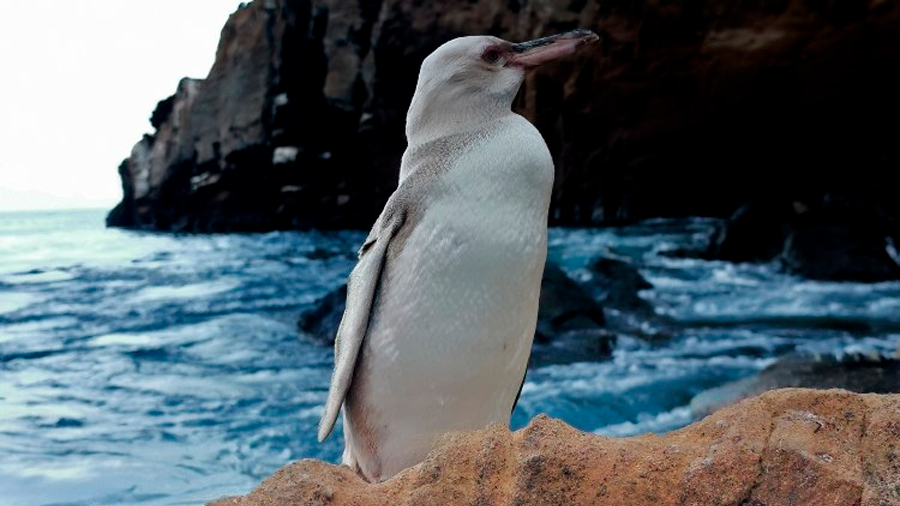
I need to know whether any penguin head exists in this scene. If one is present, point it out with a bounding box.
[406,30,598,142]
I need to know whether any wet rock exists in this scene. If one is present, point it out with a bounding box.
[535,264,606,343]
[703,198,900,282]
[781,226,900,282]
[581,255,673,342]
[529,327,616,367]
[109,0,900,235]
[691,355,900,419]
[532,262,616,365]
[297,284,346,345]
[711,201,793,263]
[208,389,900,506]
[585,256,653,315]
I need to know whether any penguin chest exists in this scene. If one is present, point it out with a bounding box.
[367,126,553,386]
[410,203,544,336]
[374,209,546,375]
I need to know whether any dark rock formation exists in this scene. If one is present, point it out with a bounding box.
[585,256,653,314]
[297,284,346,345]
[706,200,900,282]
[711,201,794,263]
[109,1,392,232]
[533,263,614,364]
[535,263,606,342]
[208,389,900,506]
[579,255,674,341]
[109,0,900,238]
[781,225,900,282]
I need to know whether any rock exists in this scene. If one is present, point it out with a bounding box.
[208,389,900,506]
[703,199,900,282]
[109,0,900,235]
[531,262,616,364]
[535,264,606,342]
[529,327,617,367]
[781,225,900,282]
[582,255,674,342]
[585,256,653,314]
[691,355,900,419]
[711,201,793,263]
[297,284,346,345]
[109,1,382,232]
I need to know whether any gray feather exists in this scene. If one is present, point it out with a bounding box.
[317,210,405,442]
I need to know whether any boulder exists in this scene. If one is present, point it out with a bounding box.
[533,263,614,364]
[704,199,900,282]
[582,255,674,342]
[535,263,606,341]
[297,284,346,345]
[585,256,653,314]
[711,201,793,263]
[781,225,900,282]
[208,389,900,506]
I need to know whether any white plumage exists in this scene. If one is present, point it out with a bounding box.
[318,29,598,482]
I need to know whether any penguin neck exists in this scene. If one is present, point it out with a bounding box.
[405,86,515,146]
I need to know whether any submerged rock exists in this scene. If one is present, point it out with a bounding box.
[208,389,900,506]
[581,255,674,342]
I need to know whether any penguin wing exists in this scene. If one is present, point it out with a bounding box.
[317,207,406,442]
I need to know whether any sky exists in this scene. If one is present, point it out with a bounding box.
[0,1,245,211]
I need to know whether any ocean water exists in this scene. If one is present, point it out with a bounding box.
[1,209,898,505]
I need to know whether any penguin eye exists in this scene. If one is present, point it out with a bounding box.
[482,48,502,64]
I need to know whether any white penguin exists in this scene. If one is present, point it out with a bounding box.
[318,29,598,482]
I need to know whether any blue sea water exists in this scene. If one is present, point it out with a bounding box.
[0,209,898,505]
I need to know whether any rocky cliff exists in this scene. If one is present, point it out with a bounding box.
[109,0,900,238]
[208,389,900,506]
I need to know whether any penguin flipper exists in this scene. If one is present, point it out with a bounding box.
[317,210,406,442]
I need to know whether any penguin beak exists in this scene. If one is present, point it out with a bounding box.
[507,29,599,69]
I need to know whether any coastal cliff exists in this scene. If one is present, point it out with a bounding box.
[108,0,900,279]
[109,0,900,227]
[208,389,900,506]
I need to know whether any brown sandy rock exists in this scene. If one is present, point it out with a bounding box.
[208,388,900,506]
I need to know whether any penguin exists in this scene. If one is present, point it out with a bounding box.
[318,29,599,483]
